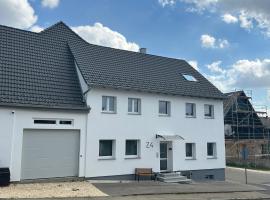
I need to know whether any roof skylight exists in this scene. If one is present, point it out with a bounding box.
[182,74,197,82]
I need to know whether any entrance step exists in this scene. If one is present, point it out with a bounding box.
[157,172,191,183]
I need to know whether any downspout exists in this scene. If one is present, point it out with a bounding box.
[84,90,91,178]
[9,110,16,180]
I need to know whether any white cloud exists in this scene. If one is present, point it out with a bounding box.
[218,39,229,48]
[222,13,238,24]
[158,0,175,7]
[41,0,60,9]
[29,25,44,32]
[0,0,37,29]
[207,61,224,73]
[201,34,216,48]
[239,11,253,30]
[206,59,270,92]
[166,0,270,37]
[188,60,199,70]
[72,23,139,51]
[200,34,229,49]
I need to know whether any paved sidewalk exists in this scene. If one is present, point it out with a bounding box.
[17,192,270,200]
[93,181,265,196]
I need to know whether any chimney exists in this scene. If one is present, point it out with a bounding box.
[139,48,147,54]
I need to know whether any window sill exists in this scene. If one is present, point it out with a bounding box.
[204,116,214,119]
[207,156,217,159]
[128,112,141,115]
[159,114,170,117]
[185,157,196,160]
[98,156,116,160]
[124,156,141,159]
[101,111,117,114]
[186,115,196,118]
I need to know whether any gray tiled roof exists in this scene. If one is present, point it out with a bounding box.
[0,22,224,110]
[0,23,88,110]
[64,24,224,99]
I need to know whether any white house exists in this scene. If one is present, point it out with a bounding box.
[0,22,225,182]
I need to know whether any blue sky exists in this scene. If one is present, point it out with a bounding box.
[1,0,270,113]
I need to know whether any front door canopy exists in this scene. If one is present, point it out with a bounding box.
[156,134,184,141]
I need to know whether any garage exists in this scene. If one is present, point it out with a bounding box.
[21,129,80,180]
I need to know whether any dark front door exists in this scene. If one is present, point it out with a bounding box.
[160,142,168,171]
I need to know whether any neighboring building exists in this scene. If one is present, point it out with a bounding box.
[224,91,270,167]
[0,22,225,182]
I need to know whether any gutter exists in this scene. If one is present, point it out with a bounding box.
[0,103,90,113]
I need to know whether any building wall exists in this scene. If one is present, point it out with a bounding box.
[226,139,270,168]
[85,88,225,178]
[0,107,87,181]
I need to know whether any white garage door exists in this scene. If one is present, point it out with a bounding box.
[21,129,80,180]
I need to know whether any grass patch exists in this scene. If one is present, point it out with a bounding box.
[227,162,270,171]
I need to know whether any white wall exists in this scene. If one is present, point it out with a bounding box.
[0,108,87,181]
[85,88,225,177]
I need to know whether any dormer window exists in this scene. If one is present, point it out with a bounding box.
[182,74,197,82]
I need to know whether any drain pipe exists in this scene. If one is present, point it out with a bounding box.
[9,110,16,181]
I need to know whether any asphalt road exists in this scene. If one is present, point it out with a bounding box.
[226,167,270,196]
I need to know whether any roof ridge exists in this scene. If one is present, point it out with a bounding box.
[43,21,186,62]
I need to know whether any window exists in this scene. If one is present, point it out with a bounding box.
[128,98,141,114]
[207,142,217,158]
[204,104,214,118]
[261,143,270,155]
[125,140,140,158]
[99,140,115,158]
[34,119,56,124]
[186,103,196,117]
[159,101,171,115]
[182,74,197,82]
[185,143,196,159]
[102,96,116,113]
[59,120,73,125]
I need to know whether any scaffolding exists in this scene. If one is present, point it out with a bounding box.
[224,90,270,168]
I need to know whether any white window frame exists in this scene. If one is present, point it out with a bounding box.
[102,96,117,113]
[159,100,171,116]
[98,139,116,160]
[204,104,214,119]
[207,142,217,159]
[182,74,197,82]
[128,98,141,115]
[186,103,196,118]
[125,139,141,159]
[185,143,196,159]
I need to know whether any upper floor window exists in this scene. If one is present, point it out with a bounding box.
[128,98,141,114]
[102,96,116,113]
[159,100,171,116]
[186,103,196,117]
[204,104,214,118]
[182,74,197,82]
[186,143,196,159]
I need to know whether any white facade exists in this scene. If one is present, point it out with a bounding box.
[84,88,225,178]
[0,87,225,181]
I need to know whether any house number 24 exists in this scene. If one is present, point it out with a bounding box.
[146,142,154,148]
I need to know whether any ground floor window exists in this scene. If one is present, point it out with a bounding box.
[185,143,196,159]
[125,140,140,157]
[99,140,115,158]
[261,143,270,155]
[207,142,217,158]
